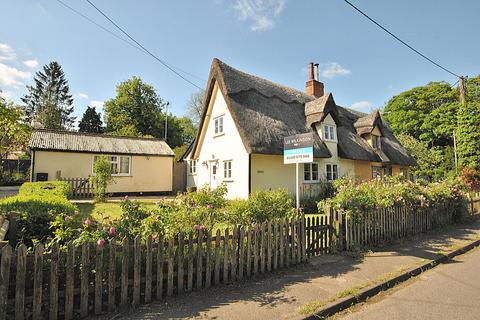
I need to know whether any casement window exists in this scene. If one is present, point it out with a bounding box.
[223,160,232,179]
[326,164,338,182]
[304,163,319,182]
[189,160,197,175]
[372,166,383,179]
[214,115,224,135]
[372,135,381,149]
[323,124,336,141]
[94,155,131,176]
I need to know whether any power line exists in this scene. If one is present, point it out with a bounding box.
[342,0,461,79]
[59,0,204,90]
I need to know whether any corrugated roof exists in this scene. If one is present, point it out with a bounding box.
[30,130,174,156]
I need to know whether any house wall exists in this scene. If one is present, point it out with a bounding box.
[191,82,250,199]
[33,150,173,193]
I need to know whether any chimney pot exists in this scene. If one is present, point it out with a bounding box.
[309,62,314,81]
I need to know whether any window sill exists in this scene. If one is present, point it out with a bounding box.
[223,179,234,183]
[303,180,320,184]
[323,139,337,142]
[214,132,225,138]
[188,173,197,176]
[112,174,132,177]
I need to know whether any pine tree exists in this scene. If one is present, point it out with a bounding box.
[22,61,75,129]
[79,106,103,133]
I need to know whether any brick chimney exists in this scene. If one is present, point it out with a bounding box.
[306,62,324,97]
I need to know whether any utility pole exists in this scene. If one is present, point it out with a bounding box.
[454,76,467,174]
[164,102,169,141]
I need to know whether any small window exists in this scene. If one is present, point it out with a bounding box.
[189,160,197,175]
[372,135,381,149]
[214,115,224,135]
[223,160,232,179]
[304,163,319,182]
[326,164,338,182]
[323,124,336,141]
[400,167,408,178]
[94,155,130,176]
[372,166,383,179]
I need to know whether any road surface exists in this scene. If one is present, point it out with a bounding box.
[337,247,480,320]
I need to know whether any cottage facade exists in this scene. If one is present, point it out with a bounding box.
[184,59,416,199]
[30,130,174,194]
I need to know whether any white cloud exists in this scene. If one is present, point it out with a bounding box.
[319,62,351,79]
[350,100,373,110]
[23,59,39,68]
[77,92,89,99]
[0,63,31,88]
[0,43,16,61]
[90,100,104,108]
[233,0,286,31]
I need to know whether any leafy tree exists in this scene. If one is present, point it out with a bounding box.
[22,61,75,129]
[78,106,103,133]
[456,101,480,169]
[0,97,31,160]
[177,116,196,144]
[90,156,114,202]
[186,90,204,125]
[104,76,165,138]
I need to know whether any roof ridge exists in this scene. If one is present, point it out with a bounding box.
[34,129,167,142]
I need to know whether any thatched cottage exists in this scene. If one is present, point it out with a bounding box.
[183,59,416,199]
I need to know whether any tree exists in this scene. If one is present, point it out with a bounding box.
[186,90,204,125]
[90,156,114,202]
[22,61,75,129]
[104,76,166,138]
[456,101,480,169]
[78,106,103,133]
[0,97,31,161]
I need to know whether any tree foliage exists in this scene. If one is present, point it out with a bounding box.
[456,101,480,169]
[0,97,31,161]
[79,106,103,133]
[90,156,114,203]
[186,90,204,125]
[22,61,75,129]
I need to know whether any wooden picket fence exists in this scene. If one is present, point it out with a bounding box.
[0,218,306,320]
[343,201,455,250]
[470,192,480,215]
[63,178,93,199]
[305,215,332,256]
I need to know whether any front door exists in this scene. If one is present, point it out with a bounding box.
[210,162,219,189]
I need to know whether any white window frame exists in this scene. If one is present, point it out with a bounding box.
[372,166,383,179]
[93,155,131,176]
[304,162,320,183]
[223,160,232,181]
[325,163,338,182]
[189,160,197,175]
[323,124,336,141]
[214,115,225,136]
[372,134,381,149]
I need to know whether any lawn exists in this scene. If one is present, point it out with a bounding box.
[77,201,158,222]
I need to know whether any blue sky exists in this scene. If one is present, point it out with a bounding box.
[0,0,479,124]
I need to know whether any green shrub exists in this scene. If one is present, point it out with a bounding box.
[19,181,71,199]
[0,194,77,245]
[90,156,114,202]
[227,188,295,224]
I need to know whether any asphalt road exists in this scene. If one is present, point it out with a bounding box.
[337,247,480,320]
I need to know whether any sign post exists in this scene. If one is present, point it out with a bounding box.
[284,133,314,209]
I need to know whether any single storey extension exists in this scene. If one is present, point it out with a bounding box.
[30,130,174,194]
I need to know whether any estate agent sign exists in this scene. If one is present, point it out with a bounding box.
[284,132,314,164]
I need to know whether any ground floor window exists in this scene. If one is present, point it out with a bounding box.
[189,160,197,174]
[223,160,232,179]
[400,167,408,178]
[94,155,130,176]
[326,164,338,182]
[372,166,382,179]
[304,163,319,182]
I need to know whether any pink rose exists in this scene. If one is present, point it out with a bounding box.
[156,215,161,220]
[84,218,92,226]
[97,238,105,248]
[109,226,116,236]
[64,216,71,222]
[207,204,213,209]
[124,195,129,200]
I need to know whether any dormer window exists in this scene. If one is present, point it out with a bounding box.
[323,124,336,141]
[214,115,224,136]
[372,135,381,149]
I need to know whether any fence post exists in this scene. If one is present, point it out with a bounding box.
[0,245,12,320]
[15,244,27,320]
[49,243,60,320]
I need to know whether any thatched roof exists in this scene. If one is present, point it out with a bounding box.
[30,130,174,156]
[354,110,382,135]
[190,59,416,167]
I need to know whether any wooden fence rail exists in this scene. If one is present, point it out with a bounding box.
[0,218,306,320]
[63,178,93,199]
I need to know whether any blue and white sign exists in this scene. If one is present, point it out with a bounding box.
[284,133,314,164]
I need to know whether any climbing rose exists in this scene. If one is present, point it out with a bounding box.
[124,195,129,200]
[84,218,92,226]
[97,238,105,248]
[109,226,116,236]
[207,204,213,209]
[156,215,161,220]
[64,216,71,222]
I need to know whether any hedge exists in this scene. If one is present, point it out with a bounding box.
[19,181,71,198]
